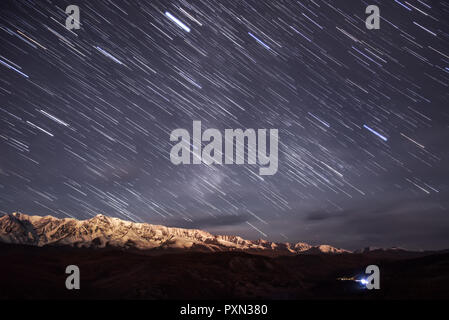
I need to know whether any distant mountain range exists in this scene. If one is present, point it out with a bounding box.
[0,212,350,255]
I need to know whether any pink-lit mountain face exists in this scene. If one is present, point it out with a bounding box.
[0,213,349,255]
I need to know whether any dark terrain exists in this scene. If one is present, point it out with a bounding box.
[0,242,448,299]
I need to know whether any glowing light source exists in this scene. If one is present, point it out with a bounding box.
[363,124,388,141]
[165,12,191,32]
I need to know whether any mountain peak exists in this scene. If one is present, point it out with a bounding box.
[0,212,350,255]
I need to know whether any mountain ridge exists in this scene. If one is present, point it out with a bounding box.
[0,212,350,255]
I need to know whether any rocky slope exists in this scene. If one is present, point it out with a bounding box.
[0,212,349,255]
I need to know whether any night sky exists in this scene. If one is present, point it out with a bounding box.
[0,0,448,250]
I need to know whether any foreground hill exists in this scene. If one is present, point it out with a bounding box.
[0,242,448,299]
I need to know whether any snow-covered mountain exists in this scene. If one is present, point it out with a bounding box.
[0,212,350,255]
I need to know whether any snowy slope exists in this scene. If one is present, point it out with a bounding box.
[0,212,350,255]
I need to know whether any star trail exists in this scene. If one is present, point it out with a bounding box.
[0,0,448,250]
